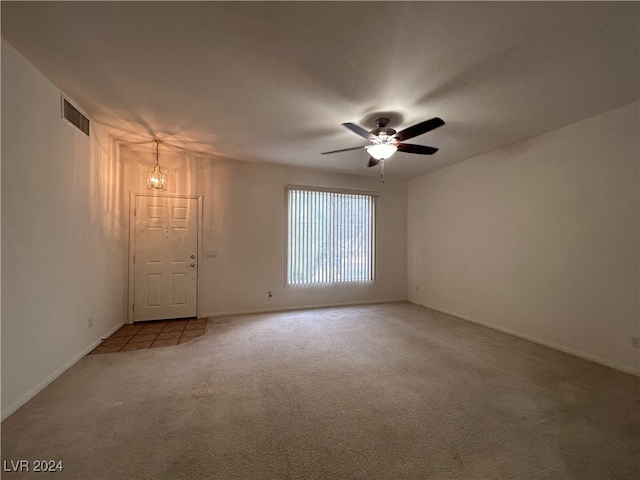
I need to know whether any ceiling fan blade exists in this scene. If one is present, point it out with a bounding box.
[367,157,380,168]
[342,122,374,140]
[321,145,366,155]
[395,117,445,142]
[397,143,439,155]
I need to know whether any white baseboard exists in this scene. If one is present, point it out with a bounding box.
[202,298,407,319]
[412,301,639,377]
[1,321,124,421]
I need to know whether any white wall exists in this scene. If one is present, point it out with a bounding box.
[408,102,640,374]
[123,149,407,316]
[1,40,128,419]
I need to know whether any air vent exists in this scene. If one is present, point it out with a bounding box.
[62,98,89,136]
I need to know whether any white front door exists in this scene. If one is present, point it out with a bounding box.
[133,196,198,321]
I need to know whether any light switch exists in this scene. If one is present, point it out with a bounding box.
[206,251,217,258]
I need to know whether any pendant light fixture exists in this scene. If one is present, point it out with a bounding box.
[147,139,167,191]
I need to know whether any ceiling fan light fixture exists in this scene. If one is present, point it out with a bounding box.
[147,139,167,191]
[366,142,397,160]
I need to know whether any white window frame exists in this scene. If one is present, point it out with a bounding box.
[286,185,377,285]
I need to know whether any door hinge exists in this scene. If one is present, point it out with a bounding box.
[133,255,136,264]
[132,303,135,311]
[134,207,136,216]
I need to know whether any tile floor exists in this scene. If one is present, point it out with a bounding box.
[89,318,207,355]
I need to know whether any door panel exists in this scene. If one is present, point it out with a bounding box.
[171,228,187,261]
[171,274,187,305]
[147,275,162,306]
[134,196,198,321]
[147,227,164,262]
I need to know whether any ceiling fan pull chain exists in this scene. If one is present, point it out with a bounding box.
[381,159,385,183]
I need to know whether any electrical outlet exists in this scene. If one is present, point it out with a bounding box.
[415,285,419,292]
[88,317,94,328]
[268,291,273,298]
[632,337,640,349]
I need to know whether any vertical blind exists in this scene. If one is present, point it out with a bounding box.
[287,187,376,285]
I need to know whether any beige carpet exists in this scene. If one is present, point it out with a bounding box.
[2,302,638,479]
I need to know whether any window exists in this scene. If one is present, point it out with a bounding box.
[287,186,376,285]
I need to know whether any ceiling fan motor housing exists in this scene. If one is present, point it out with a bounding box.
[371,118,396,137]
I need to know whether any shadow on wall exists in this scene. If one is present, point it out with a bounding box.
[121,143,200,196]
[85,125,127,242]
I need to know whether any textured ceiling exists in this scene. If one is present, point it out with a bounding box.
[2,2,638,178]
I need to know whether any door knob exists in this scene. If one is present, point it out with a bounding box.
[189,263,195,267]
[190,254,195,259]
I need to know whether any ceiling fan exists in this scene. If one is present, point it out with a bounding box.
[322,117,445,167]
